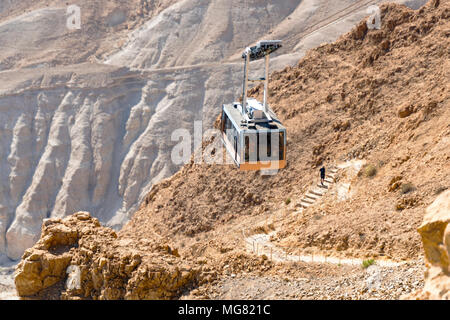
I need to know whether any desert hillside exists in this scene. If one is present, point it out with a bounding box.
[12,0,449,300]
[123,0,449,260]
[1,0,429,262]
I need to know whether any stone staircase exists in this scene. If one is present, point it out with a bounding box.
[296,166,339,213]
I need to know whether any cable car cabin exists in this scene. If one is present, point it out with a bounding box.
[220,40,287,171]
[220,100,286,171]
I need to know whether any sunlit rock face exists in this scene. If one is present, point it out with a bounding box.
[405,190,450,300]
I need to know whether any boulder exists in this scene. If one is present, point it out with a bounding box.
[405,190,450,299]
[14,211,203,300]
[15,250,72,296]
[14,213,93,296]
[397,104,415,118]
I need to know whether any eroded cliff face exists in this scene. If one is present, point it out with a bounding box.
[0,64,179,260]
[406,190,450,299]
[15,212,206,299]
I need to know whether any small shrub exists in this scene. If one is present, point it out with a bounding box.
[254,225,269,234]
[396,202,406,211]
[362,259,376,269]
[396,197,420,211]
[401,183,415,194]
[285,198,291,205]
[364,164,377,178]
[388,175,403,192]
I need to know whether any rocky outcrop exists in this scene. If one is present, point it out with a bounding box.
[406,190,450,299]
[15,212,204,299]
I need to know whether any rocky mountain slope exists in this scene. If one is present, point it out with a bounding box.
[12,0,449,300]
[122,0,449,260]
[1,0,429,262]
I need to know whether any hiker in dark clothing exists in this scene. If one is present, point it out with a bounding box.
[320,166,326,186]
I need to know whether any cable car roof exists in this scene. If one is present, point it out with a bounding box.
[223,103,286,133]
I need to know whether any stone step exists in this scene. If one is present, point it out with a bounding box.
[301,197,315,203]
[293,167,339,216]
[310,190,324,197]
[305,193,320,201]
[301,198,315,204]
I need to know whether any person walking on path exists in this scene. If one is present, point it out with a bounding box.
[320,166,326,186]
